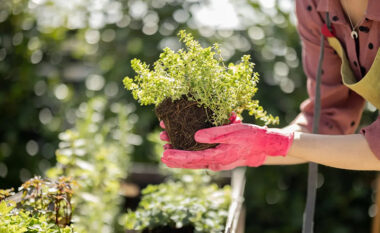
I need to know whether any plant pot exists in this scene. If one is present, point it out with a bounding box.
[155,96,218,151]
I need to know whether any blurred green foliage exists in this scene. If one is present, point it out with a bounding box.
[47,97,134,233]
[124,173,231,233]
[0,0,379,232]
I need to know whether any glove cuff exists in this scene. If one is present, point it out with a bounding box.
[264,131,294,156]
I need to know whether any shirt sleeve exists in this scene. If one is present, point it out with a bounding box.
[293,0,366,135]
[361,117,380,159]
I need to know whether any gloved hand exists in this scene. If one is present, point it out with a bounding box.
[160,123,294,171]
[159,112,241,150]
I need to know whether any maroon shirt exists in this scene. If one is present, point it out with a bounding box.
[294,0,380,158]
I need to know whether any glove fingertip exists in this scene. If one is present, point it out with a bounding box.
[163,149,172,157]
[163,143,172,150]
[159,131,170,142]
[159,121,166,129]
[194,131,215,143]
[194,132,217,144]
[163,148,182,158]
[161,155,176,166]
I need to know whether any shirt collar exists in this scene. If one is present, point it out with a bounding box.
[317,0,380,23]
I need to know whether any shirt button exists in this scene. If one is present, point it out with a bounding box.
[360,66,367,76]
[359,26,370,32]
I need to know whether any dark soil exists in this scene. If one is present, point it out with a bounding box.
[155,96,218,151]
[142,225,195,233]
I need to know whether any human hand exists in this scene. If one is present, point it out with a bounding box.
[159,112,241,150]
[159,120,173,150]
[161,123,294,171]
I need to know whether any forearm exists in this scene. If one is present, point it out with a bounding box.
[288,132,380,170]
[263,123,308,165]
[264,154,307,165]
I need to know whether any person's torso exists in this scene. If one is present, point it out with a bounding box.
[314,0,380,80]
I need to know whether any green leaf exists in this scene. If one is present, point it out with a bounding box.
[123,30,278,126]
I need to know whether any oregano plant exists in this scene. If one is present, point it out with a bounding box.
[124,30,278,150]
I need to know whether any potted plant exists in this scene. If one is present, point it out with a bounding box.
[123,30,277,151]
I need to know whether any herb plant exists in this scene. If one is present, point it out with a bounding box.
[123,30,278,126]
[124,171,231,233]
[0,176,74,233]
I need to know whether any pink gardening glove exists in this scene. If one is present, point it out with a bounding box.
[161,123,294,171]
[159,121,173,150]
[159,112,241,150]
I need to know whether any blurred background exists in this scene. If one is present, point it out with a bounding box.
[0,0,379,232]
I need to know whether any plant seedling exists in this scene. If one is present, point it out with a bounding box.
[124,30,277,150]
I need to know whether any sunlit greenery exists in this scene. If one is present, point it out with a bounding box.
[0,176,75,233]
[1,0,379,232]
[46,97,135,233]
[0,201,73,233]
[124,172,231,233]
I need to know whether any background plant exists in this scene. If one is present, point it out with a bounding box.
[124,30,277,126]
[18,176,74,227]
[124,171,231,233]
[0,176,74,233]
[46,96,137,233]
[0,201,73,233]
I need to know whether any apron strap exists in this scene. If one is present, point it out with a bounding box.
[302,12,331,233]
